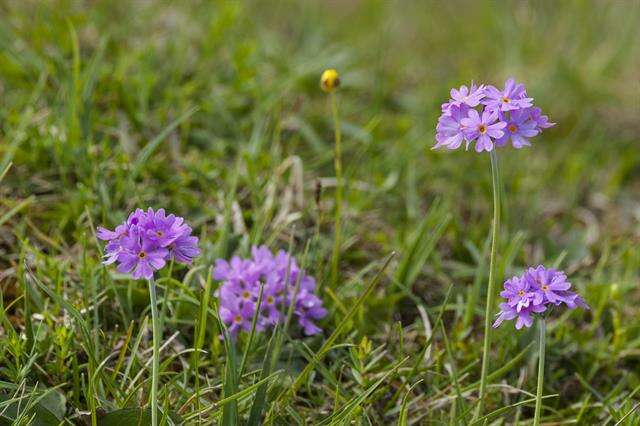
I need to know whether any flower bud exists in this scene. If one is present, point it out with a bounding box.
[320,69,340,92]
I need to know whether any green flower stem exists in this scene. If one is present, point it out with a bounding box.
[476,149,501,417]
[330,90,343,288]
[534,318,546,426]
[148,277,160,426]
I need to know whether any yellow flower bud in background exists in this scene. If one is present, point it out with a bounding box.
[320,69,340,92]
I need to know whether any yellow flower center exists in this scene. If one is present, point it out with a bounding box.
[508,124,518,133]
[542,285,549,291]
[242,290,251,299]
[517,290,525,297]
[234,315,242,323]
[478,124,487,134]
[502,96,510,103]
[267,296,275,304]
[138,251,147,259]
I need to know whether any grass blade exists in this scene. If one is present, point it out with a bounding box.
[397,379,422,426]
[283,251,396,400]
[319,356,408,425]
[395,200,451,288]
[132,106,198,179]
[247,326,279,426]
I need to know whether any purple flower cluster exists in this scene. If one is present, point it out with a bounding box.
[493,265,588,329]
[435,79,554,152]
[98,208,200,280]
[214,246,327,336]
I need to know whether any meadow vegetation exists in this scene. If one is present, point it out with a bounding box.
[0,1,639,424]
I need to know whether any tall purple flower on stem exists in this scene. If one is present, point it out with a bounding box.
[213,245,327,337]
[98,208,199,426]
[433,78,555,421]
[494,265,588,425]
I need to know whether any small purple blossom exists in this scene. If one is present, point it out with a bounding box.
[434,105,469,150]
[482,78,533,113]
[495,108,539,148]
[461,109,506,152]
[213,245,327,337]
[499,276,543,311]
[141,208,189,247]
[434,78,553,152]
[442,83,485,111]
[493,301,547,330]
[169,232,200,264]
[524,265,586,307]
[530,107,556,131]
[117,235,168,280]
[494,265,588,330]
[98,208,200,280]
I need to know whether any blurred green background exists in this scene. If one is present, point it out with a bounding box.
[0,0,639,423]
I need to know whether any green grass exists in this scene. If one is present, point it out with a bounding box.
[1,0,639,424]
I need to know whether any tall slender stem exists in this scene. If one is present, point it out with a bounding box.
[476,149,501,417]
[330,91,343,288]
[534,318,546,426]
[148,277,160,426]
